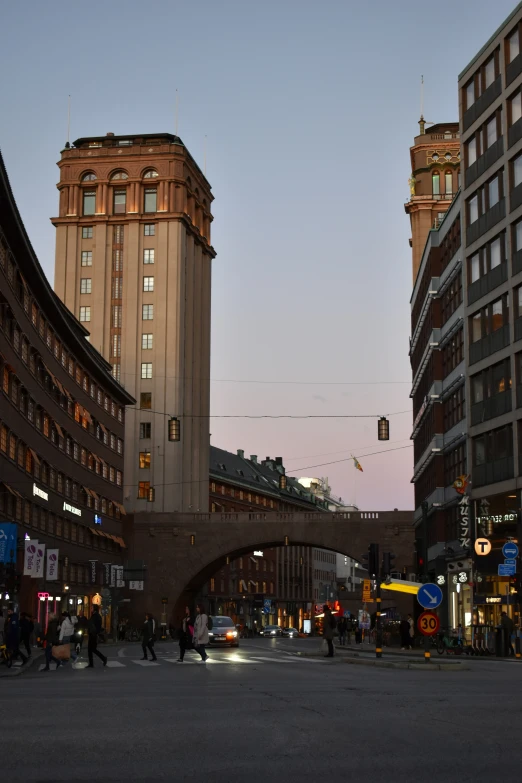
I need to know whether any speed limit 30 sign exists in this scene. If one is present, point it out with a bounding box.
[417,611,440,636]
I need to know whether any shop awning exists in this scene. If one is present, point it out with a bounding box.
[113,502,126,515]
[4,483,23,499]
[89,527,102,537]
[54,421,64,439]
[29,448,41,466]
[83,486,94,498]
[99,422,108,435]
[82,407,92,425]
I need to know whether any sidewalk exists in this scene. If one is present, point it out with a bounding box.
[0,650,44,678]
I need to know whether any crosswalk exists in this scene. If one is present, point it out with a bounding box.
[38,654,320,672]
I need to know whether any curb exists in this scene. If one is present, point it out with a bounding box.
[294,651,466,671]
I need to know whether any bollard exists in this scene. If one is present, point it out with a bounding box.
[424,634,431,663]
[516,636,521,659]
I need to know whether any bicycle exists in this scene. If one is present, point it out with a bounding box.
[0,643,13,668]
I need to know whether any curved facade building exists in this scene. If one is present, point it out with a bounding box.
[0,149,134,627]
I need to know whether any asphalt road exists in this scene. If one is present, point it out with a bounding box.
[3,637,522,782]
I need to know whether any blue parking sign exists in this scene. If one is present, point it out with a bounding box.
[0,523,17,564]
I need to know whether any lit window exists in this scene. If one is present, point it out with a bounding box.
[80,278,92,294]
[445,172,452,196]
[83,191,96,216]
[79,306,91,322]
[82,173,97,181]
[113,189,126,214]
[140,392,152,409]
[140,423,151,439]
[141,362,152,379]
[509,28,520,64]
[138,481,150,498]
[143,170,159,178]
[81,251,92,266]
[144,188,157,213]
[143,276,154,292]
[82,227,93,239]
[144,249,155,264]
[142,333,153,350]
[139,451,151,469]
[432,172,440,196]
[142,304,154,320]
[144,224,155,236]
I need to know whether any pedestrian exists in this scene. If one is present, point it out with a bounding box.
[32,615,42,648]
[5,607,28,666]
[19,612,33,658]
[338,617,347,646]
[59,611,78,662]
[407,613,415,649]
[0,610,4,645]
[400,616,411,650]
[43,613,62,671]
[118,619,126,642]
[500,611,515,656]
[141,613,158,661]
[177,606,194,662]
[193,603,209,662]
[322,604,335,657]
[87,605,107,668]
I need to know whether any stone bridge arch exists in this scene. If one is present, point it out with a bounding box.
[128,510,414,623]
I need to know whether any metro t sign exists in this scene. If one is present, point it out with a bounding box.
[475,538,492,556]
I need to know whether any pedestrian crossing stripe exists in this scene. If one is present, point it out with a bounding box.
[37,656,320,672]
[131,659,160,666]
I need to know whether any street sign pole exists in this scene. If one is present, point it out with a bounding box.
[375,578,382,659]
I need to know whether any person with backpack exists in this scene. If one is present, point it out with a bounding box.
[87,605,107,668]
[193,603,210,662]
[322,604,336,657]
[141,613,158,661]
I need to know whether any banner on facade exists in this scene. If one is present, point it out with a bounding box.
[89,560,98,584]
[33,543,46,578]
[46,549,59,580]
[23,539,38,576]
[116,566,124,588]
[458,495,470,549]
[0,522,17,564]
[103,563,112,585]
[129,581,144,591]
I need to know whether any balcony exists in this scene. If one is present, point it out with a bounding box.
[469,324,510,365]
[467,199,506,246]
[473,456,514,487]
[467,261,508,305]
[463,76,502,132]
[507,53,522,86]
[470,390,512,426]
[465,137,504,188]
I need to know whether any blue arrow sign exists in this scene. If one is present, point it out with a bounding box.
[499,564,516,576]
[417,583,443,610]
[502,542,519,559]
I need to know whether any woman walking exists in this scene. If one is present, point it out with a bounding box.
[43,613,62,671]
[141,613,157,661]
[177,606,194,662]
[193,604,210,662]
[59,611,78,663]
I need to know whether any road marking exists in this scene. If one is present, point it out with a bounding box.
[105,660,126,668]
[131,659,160,667]
[250,656,293,663]
[38,664,58,671]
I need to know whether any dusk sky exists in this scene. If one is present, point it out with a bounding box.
[0,0,517,510]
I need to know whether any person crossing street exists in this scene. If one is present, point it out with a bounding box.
[141,613,157,661]
[87,605,107,668]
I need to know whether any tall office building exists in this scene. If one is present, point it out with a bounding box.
[52,133,216,513]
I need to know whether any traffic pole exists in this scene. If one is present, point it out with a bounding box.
[424,634,431,663]
[375,580,382,658]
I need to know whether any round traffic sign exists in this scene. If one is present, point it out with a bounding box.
[417,582,443,610]
[475,538,492,556]
[417,611,440,636]
[502,542,519,559]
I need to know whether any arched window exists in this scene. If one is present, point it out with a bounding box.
[445,171,453,197]
[143,169,158,179]
[432,171,440,196]
[81,172,97,181]
[110,171,128,180]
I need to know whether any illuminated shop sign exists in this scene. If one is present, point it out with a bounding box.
[63,502,81,517]
[94,515,102,525]
[477,514,517,525]
[33,483,48,501]
[458,495,470,549]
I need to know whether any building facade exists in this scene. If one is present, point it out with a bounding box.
[52,132,216,514]
[0,150,134,629]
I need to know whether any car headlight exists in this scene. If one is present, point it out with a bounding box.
[209,632,214,637]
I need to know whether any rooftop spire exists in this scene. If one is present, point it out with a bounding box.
[419,76,425,134]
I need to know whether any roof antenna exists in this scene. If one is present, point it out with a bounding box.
[419,76,425,135]
[65,95,71,148]
[175,88,179,136]
[204,134,207,175]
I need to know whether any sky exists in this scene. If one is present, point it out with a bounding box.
[0,0,518,511]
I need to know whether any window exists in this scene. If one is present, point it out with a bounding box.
[79,306,91,322]
[110,171,128,180]
[83,191,96,216]
[468,194,479,224]
[445,172,452,195]
[515,220,522,252]
[143,249,155,264]
[82,173,96,182]
[142,333,153,350]
[143,170,159,178]
[140,423,151,439]
[514,153,522,188]
[492,298,503,330]
[141,362,152,379]
[112,277,122,299]
[470,253,480,283]
[144,188,157,213]
[485,56,495,89]
[490,236,501,269]
[516,286,522,319]
[144,224,155,236]
[82,227,93,239]
[488,175,499,207]
[112,305,122,327]
[140,393,152,409]
[138,481,150,499]
[81,251,92,266]
[467,137,477,166]
[80,278,92,294]
[442,327,464,376]
[508,28,520,63]
[143,276,154,292]
[466,80,475,110]
[139,451,151,469]
[142,304,154,320]
[512,90,522,126]
[432,172,440,196]
[113,189,126,214]
[112,334,121,358]
[486,116,497,148]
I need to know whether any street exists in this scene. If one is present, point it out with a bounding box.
[3,638,522,782]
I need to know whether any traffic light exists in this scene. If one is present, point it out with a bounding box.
[382,552,396,578]
[361,543,379,577]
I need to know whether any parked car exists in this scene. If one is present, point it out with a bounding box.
[259,625,282,637]
[208,616,239,647]
[282,627,299,638]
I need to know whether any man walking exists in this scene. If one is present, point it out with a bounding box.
[20,612,33,658]
[338,617,347,646]
[501,611,515,656]
[323,604,335,657]
[5,607,28,666]
[87,605,107,668]
[141,613,157,661]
